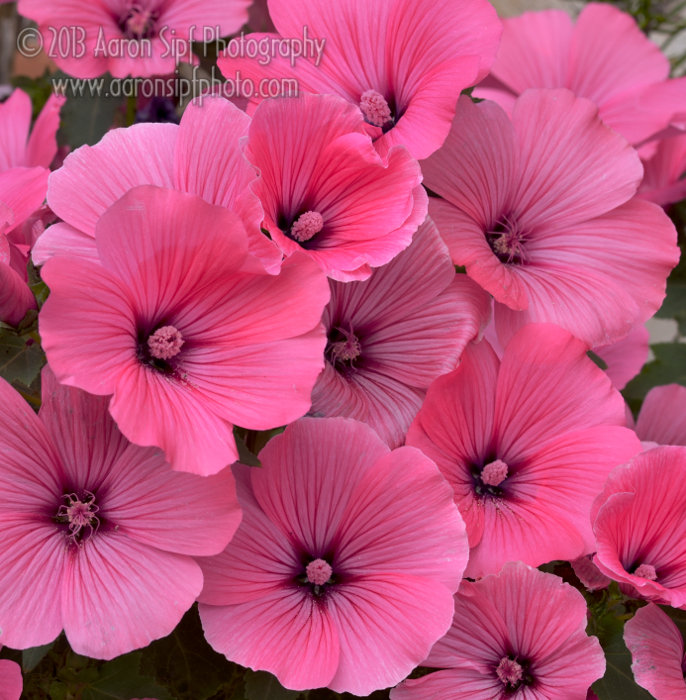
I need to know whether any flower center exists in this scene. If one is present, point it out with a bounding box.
[289,211,324,243]
[486,215,527,265]
[481,459,508,487]
[55,491,100,544]
[122,3,158,39]
[496,657,523,687]
[633,563,658,580]
[147,325,184,361]
[326,325,362,372]
[306,558,333,586]
[359,90,394,129]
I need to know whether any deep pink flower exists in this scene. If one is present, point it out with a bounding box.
[0,367,240,658]
[311,218,490,446]
[198,417,468,694]
[17,0,249,78]
[635,384,686,446]
[625,603,686,699]
[0,648,22,700]
[639,133,686,207]
[245,93,426,281]
[0,89,64,325]
[39,185,329,475]
[474,3,686,145]
[36,96,279,272]
[422,90,679,347]
[391,562,605,700]
[217,0,501,160]
[593,445,686,607]
[406,323,641,578]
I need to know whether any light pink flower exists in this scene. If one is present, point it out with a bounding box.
[391,562,605,700]
[0,89,64,325]
[625,603,686,699]
[311,218,490,446]
[0,648,22,700]
[198,417,468,695]
[406,323,642,578]
[36,96,279,272]
[635,384,686,446]
[639,133,686,207]
[0,367,241,658]
[593,445,686,607]
[244,93,427,281]
[218,0,501,160]
[423,90,679,347]
[17,0,250,78]
[474,3,686,145]
[39,185,329,475]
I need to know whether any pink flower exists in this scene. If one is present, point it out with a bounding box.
[0,367,241,658]
[593,445,686,607]
[244,93,427,281]
[635,384,686,446]
[36,96,280,272]
[474,3,686,145]
[639,133,686,207]
[17,0,250,78]
[593,322,650,390]
[39,185,329,475]
[406,323,641,578]
[197,417,469,695]
[422,90,679,347]
[311,218,490,447]
[0,89,64,325]
[217,0,501,160]
[0,649,22,700]
[391,562,605,700]
[625,603,686,699]
[571,554,611,592]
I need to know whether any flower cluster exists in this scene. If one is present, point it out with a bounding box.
[1,0,686,697]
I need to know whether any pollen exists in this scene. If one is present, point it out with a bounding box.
[290,211,324,242]
[306,558,333,586]
[147,325,184,360]
[496,656,524,686]
[359,90,393,128]
[634,563,658,581]
[56,490,100,544]
[481,459,509,487]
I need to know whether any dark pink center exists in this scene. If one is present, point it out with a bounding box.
[306,558,333,586]
[487,215,527,265]
[56,491,100,544]
[122,3,157,39]
[290,211,324,242]
[496,657,523,686]
[148,325,184,360]
[359,90,393,128]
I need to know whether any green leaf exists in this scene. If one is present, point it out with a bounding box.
[56,73,125,148]
[656,281,686,336]
[622,343,686,412]
[140,606,244,700]
[243,670,302,700]
[0,326,45,386]
[81,652,173,700]
[592,618,652,700]
[22,642,55,673]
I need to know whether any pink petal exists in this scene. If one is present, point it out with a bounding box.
[0,167,49,235]
[0,258,35,326]
[47,123,176,240]
[32,222,99,267]
[25,94,65,168]
[392,667,504,700]
[0,659,22,700]
[0,90,31,170]
[624,603,686,699]
[511,89,642,232]
[636,384,686,446]
[200,588,340,691]
[0,523,67,649]
[326,575,458,695]
[159,0,249,36]
[61,532,203,659]
[594,322,650,390]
